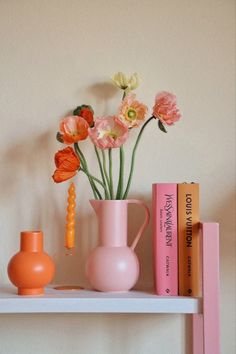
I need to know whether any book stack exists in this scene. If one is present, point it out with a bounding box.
[152,183,200,296]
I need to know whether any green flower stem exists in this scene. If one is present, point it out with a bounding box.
[80,169,106,189]
[108,149,114,199]
[116,146,124,199]
[102,150,111,199]
[74,143,88,168]
[115,90,127,200]
[94,146,110,199]
[122,116,154,199]
[74,144,84,166]
[82,171,103,200]
[74,143,101,200]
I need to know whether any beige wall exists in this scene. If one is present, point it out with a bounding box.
[0,1,235,353]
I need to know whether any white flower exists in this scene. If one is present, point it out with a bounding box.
[111,72,139,91]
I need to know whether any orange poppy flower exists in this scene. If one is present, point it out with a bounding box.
[73,105,94,127]
[52,147,80,183]
[60,116,89,144]
[79,108,94,127]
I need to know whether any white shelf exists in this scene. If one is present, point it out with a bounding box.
[0,286,202,314]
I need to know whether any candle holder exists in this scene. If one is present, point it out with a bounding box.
[53,247,84,291]
[54,182,84,291]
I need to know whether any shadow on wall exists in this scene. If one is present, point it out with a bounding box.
[0,156,154,289]
[0,129,97,286]
[0,131,55,279]
[0,81,156,288]
[213,192,236,263]
[0,131,56,225]
[78,82,119,116]
[0,131,64,246]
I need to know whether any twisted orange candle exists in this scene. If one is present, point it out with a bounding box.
[65,182,76,249]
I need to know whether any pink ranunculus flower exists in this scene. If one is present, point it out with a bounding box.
[152,91,181,125]
[118,93,148,128]
[89,116,129,149]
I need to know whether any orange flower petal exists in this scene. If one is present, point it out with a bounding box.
[55,147,80,169]
[60,116,89,144]
[118,93,148,128]
[53,147,80,183]
[60,157,80,171]
[52,169,77,183]
[80,108,94,127]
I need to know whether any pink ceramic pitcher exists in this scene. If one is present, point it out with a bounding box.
[86,199,150,292]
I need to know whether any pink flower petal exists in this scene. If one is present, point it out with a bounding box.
[152,91,181,126]
[89,116,129,149]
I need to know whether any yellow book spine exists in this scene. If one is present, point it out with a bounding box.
[178,183,200,296]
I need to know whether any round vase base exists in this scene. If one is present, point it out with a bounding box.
[18,287,44,296]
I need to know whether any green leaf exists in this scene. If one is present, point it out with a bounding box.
[56,132,64,143]
[73,106,81,116]
[158,120,167,133]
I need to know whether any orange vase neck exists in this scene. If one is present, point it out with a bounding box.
[20,231,43,252]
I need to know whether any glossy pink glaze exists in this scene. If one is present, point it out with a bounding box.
[86,199,150,292]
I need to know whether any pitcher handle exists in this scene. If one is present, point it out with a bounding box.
[127,199,150,250]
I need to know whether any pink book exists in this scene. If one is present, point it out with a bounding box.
[152,183,178,295]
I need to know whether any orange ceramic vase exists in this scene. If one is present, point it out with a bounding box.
[8,231,55,295]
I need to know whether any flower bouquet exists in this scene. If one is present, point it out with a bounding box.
[52,72,182,292]
[52,72,181,200]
